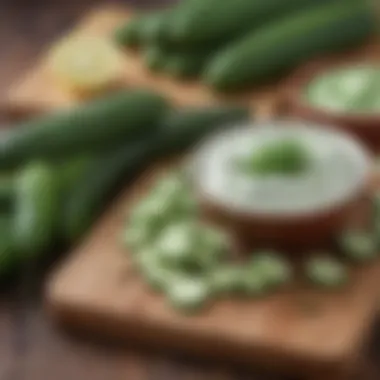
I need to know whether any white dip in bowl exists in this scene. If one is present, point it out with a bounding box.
[191,120,371,218]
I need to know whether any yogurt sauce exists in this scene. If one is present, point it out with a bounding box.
[191,121,371,216]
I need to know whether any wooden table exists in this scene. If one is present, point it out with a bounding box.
[1,1,380,379]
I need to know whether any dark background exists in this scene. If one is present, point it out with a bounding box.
[0,1,380,379]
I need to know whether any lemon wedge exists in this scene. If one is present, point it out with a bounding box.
[47,34,124,97]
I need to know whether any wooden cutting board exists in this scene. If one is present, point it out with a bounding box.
[3,5,284,119]
[9,4,379,378]
[47,162,380,380]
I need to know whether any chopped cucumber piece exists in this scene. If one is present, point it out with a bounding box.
[210,265,246,295]
[340,230,378,262]
[250,251,292,288]
[305,255,349,288]
[202,226,229,257]
[166,277,211,312]
[155,222,228,272]
[243,272,270,296]
[134,248,172,290]
[156,222,195,263]
[122,225,151,250]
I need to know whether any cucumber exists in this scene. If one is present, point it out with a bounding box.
[63,140,155,243]
[143,45,167,72]
[114,17,142,48]
[155,105,251,154]
[0,217,18,279]
[63,105,250,243]
[0,176,14,212]
[204,0,376,91]
[114,10,170,48]
[139,9,172,45]
[168,0,340,45]
[0,90,168,168]
[14,162,61,257]
[54,155,93,194]
[164,51,211,79]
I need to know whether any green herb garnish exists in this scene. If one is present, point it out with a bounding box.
[238,139,312,176]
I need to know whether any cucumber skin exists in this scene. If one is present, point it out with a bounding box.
[0,90,168,169]
[204,1,376,91]
[14,162,61,257]
[0,217,17,279]
[63,140,155,243]
[164,52,212,79]
[0,178,14,213]
[114,10,171,48]
[143,45,167,72]
[168,0,340,44]
[114,17,142,48]
[155,106,251,154]
[63,105,250,243]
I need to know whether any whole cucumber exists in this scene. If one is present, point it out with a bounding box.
[164,51,212,79]
[168,0,340,45]
[114,17,143,48]
[0,90,168,168]
[155,105,251,154]
[0,217,18,279]
[204,0,376,91]
[63,140,155,243]
[63,105,250,243]
[14,162,61,257]
[143,45,168,72]
[54,155,93,194]
[114,10,171,48]
[0,176,14,213]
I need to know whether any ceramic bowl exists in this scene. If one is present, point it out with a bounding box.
[284,58,380,151]
[190,120,372,250]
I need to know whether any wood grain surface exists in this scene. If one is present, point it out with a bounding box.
[0,1,380,380]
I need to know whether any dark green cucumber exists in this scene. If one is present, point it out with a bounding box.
[139,9,172,45]
[63,105,250,243]
[168,0,341,45]
[0,90,168,168]
[114,17,142,48]
[55,155,93,194]
[0,217,17,279]
[204,0,376,91]
[14,162,61,257]
[114,10,170,48]
[63,140,155,243]
[0,176,14,212]
[164,51,212,79]
[143,45,168,72]
[155,105,251,155]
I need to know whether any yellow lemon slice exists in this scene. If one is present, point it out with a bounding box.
[47,35,124,97]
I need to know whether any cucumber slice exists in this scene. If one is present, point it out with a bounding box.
[210,265,246,295]
[249,251,292,288]
[155,222,195,265]
[122,225,152,251]
[134,247,172,290]
[305,255,349,288]
[129,197,167,235]
[166,277,211,312]
[243,273,271,296]
[339,230,378,262]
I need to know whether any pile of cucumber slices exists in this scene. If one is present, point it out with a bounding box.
[122,168,380,314]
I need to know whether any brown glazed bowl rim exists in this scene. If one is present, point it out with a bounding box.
[190,121,373,223]
[284,57,380,127]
